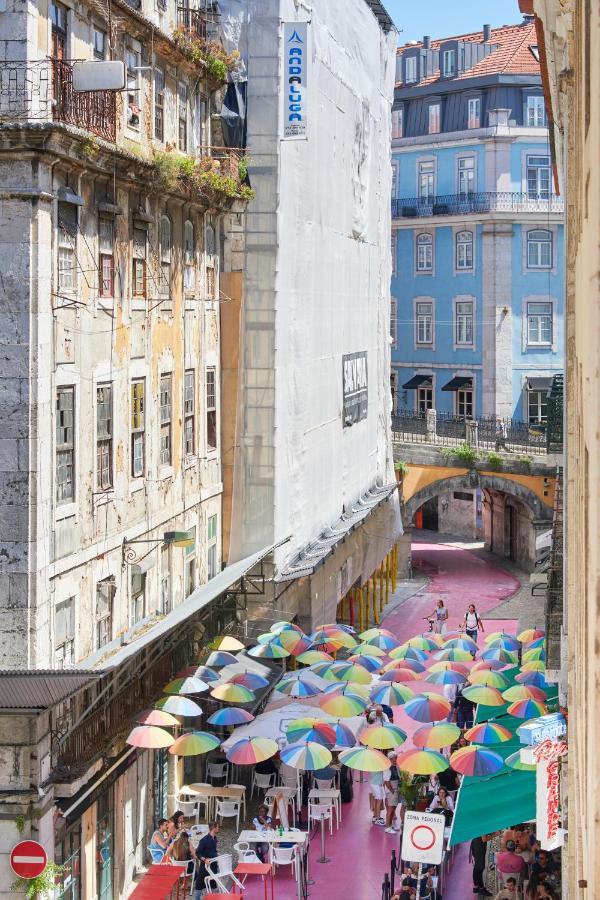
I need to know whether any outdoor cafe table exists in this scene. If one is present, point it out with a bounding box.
[182,783,246,817]
[234,861,275,900]
[308,788,342,827]
[237,830,308,900]
[129,864,184,899]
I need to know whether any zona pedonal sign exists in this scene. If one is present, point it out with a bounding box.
[10,840,48,879]
[400,811,446,865]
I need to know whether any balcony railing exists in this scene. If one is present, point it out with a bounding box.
[392,409,550,454]
[176,6,207,38]
[0,58,116,142]
[391,191,564,219]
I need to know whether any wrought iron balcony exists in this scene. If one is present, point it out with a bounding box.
[176,5,208,38]
[391,409,550,454]
[391,191,564,219]
[0,58,116,142]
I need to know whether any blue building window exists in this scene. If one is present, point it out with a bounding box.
[418,161,435,201]
[428,103,441,134]
[527,301,553,345]
[455,300,474,345]
[526,95,546,127]
[442,49,456,77]
[392,108,403,139]
[467,97,480,129]
[456,231,473,270]
[416,234,433,272]
[527,229,553,268]
[416,301,434,344]
[527,156,551,200]
[457,157,475,197]
[405,56,417,84]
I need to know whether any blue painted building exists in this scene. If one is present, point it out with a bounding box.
[390,19,564,428]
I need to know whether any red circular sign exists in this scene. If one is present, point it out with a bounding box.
[410,825,436,852]
[10,840,47,879]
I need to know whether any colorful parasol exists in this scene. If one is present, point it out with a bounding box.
[338,746,391,773]
[478,647,518,664]
[277,678,321,699]
[364,633,401,652]
[319,691,367,717]
[470,659,505,672]
[412,723,461,750]
[168,731,220,756]
[210,683,255,704]
[352,642,387,657]
[370,682,416,707]
[155,696,202,717]
[467,670,509,690]
[434,648,474,662]
[359,723,407,750]
[486,636,521,653]
[506,699,548,718]
[520,660,546,672]
[502,685,547,703]
[347,654,383,673]
[227,672,270,691]
[206,651,239,668]
[286,719,337,747]
[383,658,426,674]
[484,632,520,650]
[515,670,549,688]
[450,744,504,776]
[395,748,449,775]
[270,621,304,635]
[402,636,439,652]
[517,628,545,644]
[327,663,373,685]
[461,685,505,707]
[443,637,478,653]
[463,722,512,745]
[277,629,313,656]
[310,628,357,650]
[332,721,358,748]
[523,636,546,650]
[428,660,470,675]
[190,665,221,683]
[403,693,451,723]
[522,648,546,663]
[163,676,210,695]
[505,750,536,772]
[389,645,429,662]
[126,725,174,749]
[296,650,334,665]
[207,707,255,727]
[280,741,333,771]
[380,667,421,683]
[136,709,179,727]
[209,636,246,652]
[425,669,467,686]
[247,641,290,659]
[225,736,279,765]
[359,627,397,641]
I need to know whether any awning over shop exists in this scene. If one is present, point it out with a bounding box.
[0,670,103,711]
[441,376,473,392]
[526,376,553,392]
[402,374,432,390]
[449,669,559,846]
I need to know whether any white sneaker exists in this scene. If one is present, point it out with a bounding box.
[385,827,395,834]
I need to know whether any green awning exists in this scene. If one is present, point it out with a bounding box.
[449,669,558,846]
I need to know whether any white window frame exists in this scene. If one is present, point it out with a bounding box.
[160,544,172,614]
[154,65,165,142]
[526,94,546,127]
[455,299,474,346]
[455,231,474,271]
[391,231,397,276]
[131,378,145,479]
[416,233,433,273]
[526,155,551,200]
[57,202,78,294]
[457,156,476,198]
[418,159,435,202]
[456,384,474,418]
[467,97,480,129]
[428,103,441,135]
[54,595,75,667]
[405,55,417,84]
[526,301,553,346]
[184,526,196,597]
[125,42,142,132]
[184,369,195,457]
[159,214,172,296]
[92,25,107,60]
[178,80,188,152]
[207,514,218,580]
[415,300,434,346]
[184,219,195,293]
[206,367,217,452]
[391,161,399,200]
[130,569,146,626]
[96,383,113,491]
[96,577,115,649]
[390,298,398,349]
[416,382,433,414]
[56,386,75,504]
[391,108,403,139]
[442,49,456,77]
[527,389,548,426]
[527,229,553,269]
[159,372,172,467]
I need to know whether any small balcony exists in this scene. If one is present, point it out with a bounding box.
[0,58,116,142]
[176,5,208,38]
[391,191,564,219]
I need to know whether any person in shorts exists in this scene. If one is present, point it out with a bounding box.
[369,769,385,825]
[384,751,400,833]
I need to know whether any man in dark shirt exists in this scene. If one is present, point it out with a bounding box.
[470,835,492,896]
[531,850,558,878]
[455,690,476,729]
[437,765,459,793]
[194,822,219,899]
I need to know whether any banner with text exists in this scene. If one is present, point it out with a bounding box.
[282,22,309,139]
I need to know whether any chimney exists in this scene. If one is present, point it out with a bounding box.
[483,23,492,42]
[423,35,431,49]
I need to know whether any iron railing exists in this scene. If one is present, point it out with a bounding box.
[391,409,549,454]
[176,6,207,37]
[545,466,563,669]
[391,191,564,218]
[546,374,564,453]
[0,58,116,141]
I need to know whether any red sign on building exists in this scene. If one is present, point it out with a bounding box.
[10,840,48,879]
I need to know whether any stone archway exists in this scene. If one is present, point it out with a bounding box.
[405,472,551,522]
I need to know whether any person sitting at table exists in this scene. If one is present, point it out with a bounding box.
[149,819,169,853]
[252,804,273,862]
[425,773,440,800]
[426,787,454,823]
[401,863,434,899]
[493,875,518,899]
[171,810,187,834]
[167,831,194,872]
[497,840,526,877]
[193,822,219,900]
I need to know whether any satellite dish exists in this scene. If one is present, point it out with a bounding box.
[72,61,126,92]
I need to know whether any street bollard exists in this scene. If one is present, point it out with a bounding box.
[381,872,390,900]
[390,849,397,894]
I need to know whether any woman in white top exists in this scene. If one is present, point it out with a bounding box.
[464,604,484,643]
[426,599,449,634]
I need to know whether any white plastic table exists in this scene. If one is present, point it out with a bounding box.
[237,830,308,900]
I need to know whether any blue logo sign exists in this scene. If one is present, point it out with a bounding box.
[283,22,308,139]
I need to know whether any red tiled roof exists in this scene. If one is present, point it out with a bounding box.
[397,22,540,86]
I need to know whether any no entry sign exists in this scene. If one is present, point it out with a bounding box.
[401,811,445,865]
[10,840,47,879]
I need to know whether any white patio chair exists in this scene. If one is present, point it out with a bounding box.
[308,800,334,834]
[187,782,212,821]
[270,843,298,875]
[215,798,241,831]
[146,846,164,864]
[175,799,197,819]
[207,761,229,784]
[234,841,261,864]
[314,777,335,790]
[169,858,195,896]
[227,783,247,817]
[205,854,245,893]
[251,771,276,799]
[188,824,209,849]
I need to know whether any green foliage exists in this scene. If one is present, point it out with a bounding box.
[152,151,254,205]
[398,771,421,810]
[238,155,250,182]
[515,454,533,471]
[79,137,100,161]
[172,30,241,84]
[394,460,409,476]
[486,452,503,471]
[439,443,479,466]
[14,814,25,834]
[11,862,64,899]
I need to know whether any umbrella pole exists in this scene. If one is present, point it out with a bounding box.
[415,862,423,900]
[317,811,330,863]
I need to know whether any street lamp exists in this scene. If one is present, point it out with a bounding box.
[122,530,194,566]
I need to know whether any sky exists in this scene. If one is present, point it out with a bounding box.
[384,0,523,44]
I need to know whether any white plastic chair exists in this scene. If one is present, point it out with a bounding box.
[270,844,298,874]
[215,798,241,831]
[147,846,164,864]
[227,783,247,817]
[205,854,245,893]
[169,858,195,896]
[176,800,197,819]
[186,783,212,820]
[308,800,334,834]
[207,761,229,784]
[314,777,335,790]
[234,841,261,864]
[188,824,209,849]
[251,771,276,798]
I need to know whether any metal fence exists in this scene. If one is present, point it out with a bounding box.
[392,191,564,219]
[391,409,549,454]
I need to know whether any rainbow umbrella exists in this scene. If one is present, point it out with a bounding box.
[463,722,512,745]
[310,628,357,650]
[402,636,438,651]
[155,696,202,717]
[207,707,255,727]
[257,632,277,644]
[425,669,467,686]
[359,627,396,641]
[347,654,383,673]
[389,645,429,662]
[461,685,505,707]
[484,632,520,650]
[164,676,210,695]
[467,670,509,690]
[332,721,358,748]
[478,647,518,664]
[450,744,504,776]
[380,667,421,683]
[403,693,451,723]
[278,679,321,699]
[190,665,221,683]
[515,670,549,688]
[168,731,220,757]
[225,736,279,765]
[206,651,239,668]
[522,648,546,663]
[310,662,338,677]
[247,642,290,659]
[412,723,461,750]
[428,660,470,675]
[395,748,449,775]
[277,630,313,656]
[319,691,367,717]
[323,680,370,698]
[328,663,373,685]
[296,650,334,665]
[521,660,546,672]
[270,621,304,635]
[210,684,255,704]
[136,709,179,727]
[434,648,474,662]
[209,635,246,652]
[352,643,387,658]
[364,633,401,652]
[486,636,521,653]
[370,682,416,707]
[505,750,536,772]
[507,698,548,719]
[523,636,546,650]
[517,628,545,644]
[443,637,478,653]
[286,719,337,747]
[280,741,333,771]
[383,659,426,674]
[126,725,174,749]
[502,685,547,703]
[471,659,505,672]
[359,723,407,750]
[338,746,391,773]
[227,672,270,691]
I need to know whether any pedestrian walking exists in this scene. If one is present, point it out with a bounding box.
[454,688,476,730]
[495,417,508,452]
[470,834,492,896]
[464,603,484,643]
[384,751,400,833]
[425,599,449,634]
[369,768,385,825]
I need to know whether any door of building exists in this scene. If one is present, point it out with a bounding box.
[504,505,516,560]
[96,789,113,900]
[419,498,439,531]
